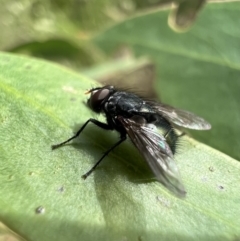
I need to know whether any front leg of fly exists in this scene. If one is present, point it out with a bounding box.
[52,117,127,179]
[81,114,128,179]
[51,118,113,150]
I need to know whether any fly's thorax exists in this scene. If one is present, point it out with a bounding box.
[108,91,145,116]
[139,103,155,114]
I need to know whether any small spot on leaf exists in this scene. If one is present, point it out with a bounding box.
[209,166,214,172]
[35,206,45,214]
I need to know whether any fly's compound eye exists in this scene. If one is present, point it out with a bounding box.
[88,88,110,112]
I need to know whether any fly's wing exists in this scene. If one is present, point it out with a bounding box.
[146,102,211,130]
[119,117,186,198]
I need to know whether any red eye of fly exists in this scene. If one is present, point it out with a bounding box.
[88,88,110,112]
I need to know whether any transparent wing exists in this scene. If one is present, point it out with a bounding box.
[119,117,186,198]
[146,102,211,130]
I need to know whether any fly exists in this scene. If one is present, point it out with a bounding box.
[52,85,211,197]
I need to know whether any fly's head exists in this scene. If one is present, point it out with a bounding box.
[86,86,115,113]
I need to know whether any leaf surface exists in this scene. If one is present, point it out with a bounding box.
[0,53,239,241]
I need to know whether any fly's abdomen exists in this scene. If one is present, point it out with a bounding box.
[154,118,178,154]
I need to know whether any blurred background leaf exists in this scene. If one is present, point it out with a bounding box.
[1,0,210,69]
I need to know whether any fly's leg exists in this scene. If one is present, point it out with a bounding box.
[164,127,186,154]
[163,127,173,139]
[82,134,127,179]
[177,132,186,138]
[51,118,113,150]
[163,126,178,154]
[52,118,126,178]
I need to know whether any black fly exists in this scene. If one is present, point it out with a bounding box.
[52,86,211,197]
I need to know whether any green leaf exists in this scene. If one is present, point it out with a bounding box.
[0,0,113,50]
[93,2,240,161]
[9,39,105,70]
[0,52,240,241]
